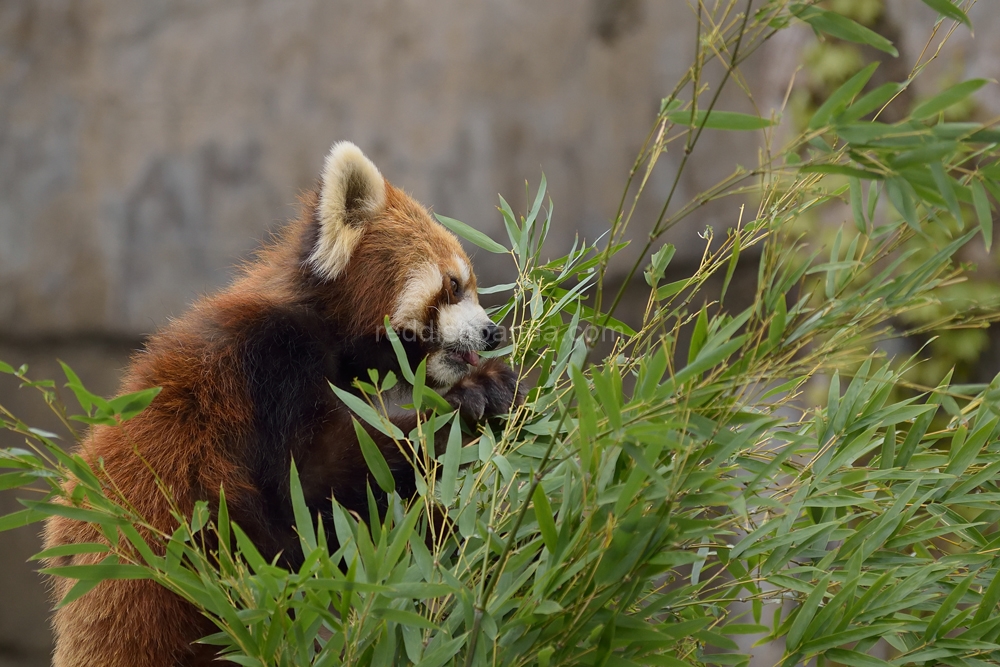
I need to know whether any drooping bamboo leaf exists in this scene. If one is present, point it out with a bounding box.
[434,214,508,254]
[919,0,971,27]
[791,5,898,56]
[331,383,404,438]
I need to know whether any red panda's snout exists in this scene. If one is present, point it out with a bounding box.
[426,298,499,386]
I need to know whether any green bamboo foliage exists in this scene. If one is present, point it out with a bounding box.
[4,2,1000,666]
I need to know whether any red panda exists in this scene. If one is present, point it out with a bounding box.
[42,142,520,667]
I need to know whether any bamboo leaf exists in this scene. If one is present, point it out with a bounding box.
[30,542,111,561]
[912,79,988,120]
[107,387,162,421]
[532,483,558,554]
[791,5,898,56]
[971,178,993,251]
[438,413,462,506]
[375,608,438,630]
[688,306,709,365]
[787,573,831,650]
[41,560,149,581]
[352,418,395,495]
[920,0,971,26]
[667,109,774,131]
[839,82,904,123]
[824,649,895,667]
[331,383,404,438]
[289,460,317,551]
[435,214,508,254]
[810,63,878,130]
[930,162,962,224]
[849,177,866,233]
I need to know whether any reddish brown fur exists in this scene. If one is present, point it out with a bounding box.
[42,174,512,666]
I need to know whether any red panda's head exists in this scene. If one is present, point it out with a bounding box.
[305,142,500,388]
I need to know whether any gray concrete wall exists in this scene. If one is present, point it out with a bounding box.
[1,1,996,664]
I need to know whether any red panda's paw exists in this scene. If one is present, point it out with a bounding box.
[446,358,522,423]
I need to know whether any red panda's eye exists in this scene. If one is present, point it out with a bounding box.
[450,278,460,295]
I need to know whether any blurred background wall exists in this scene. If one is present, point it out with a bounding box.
[0,1,996,664]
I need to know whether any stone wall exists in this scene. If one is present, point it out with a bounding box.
[0,1,995,664]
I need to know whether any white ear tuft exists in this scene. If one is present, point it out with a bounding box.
[309,141,387,280]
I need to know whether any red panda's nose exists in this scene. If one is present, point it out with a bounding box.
[482,322,502,351]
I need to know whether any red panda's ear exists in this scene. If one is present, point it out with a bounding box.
[309,141,387,280]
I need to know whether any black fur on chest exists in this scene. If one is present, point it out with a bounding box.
[231,305,423,565]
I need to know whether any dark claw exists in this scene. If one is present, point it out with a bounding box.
[445,358,521,424]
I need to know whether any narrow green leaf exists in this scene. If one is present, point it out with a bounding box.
[689,306,709,365]
[667,109,774,131]
[526,174,547,227]
[886,177,920,232]
[971,179,993,251]
[912,79,988,120]
[670,336,746,388]
[289,460,317,551]
[787,573,831,650]
[792,5,898,56]
[849,177,867,233]
[414,633,465,667]
[498,194,521,249]
[656,278,691,300]
[926,572,975,640]
[879,426,896,470]
[824,649,895,667]
[59,360,110,414]
[56,578,102,608]
[412,358,426,412]
[438,413,462,506]
[435,214,507,254]
[352,418,395,495]
[867,181,879,221]
[533,484,558,554]
[800,164,884,180]
[721,231,741,302]
[592,366,622,432]
[920,0,971,26]
[767,294,787,350]
[30,542,111,561]
[230,523,267,572]
[645,244,676,286]
[972,563,1000,625]
[383,316,415,384]
[374,608,438,630]
[810,62,878,130]
[839,82,904,123]
[381,504,422,580]
[0,471,41,491]
[930,162,962,224]
[19,501,121,527]
[570,365,597,471]
[331,383,404,438]
[41,561,149,581]
[107,387,162,421]
[118,523,160,569]
[799,624,899,654]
